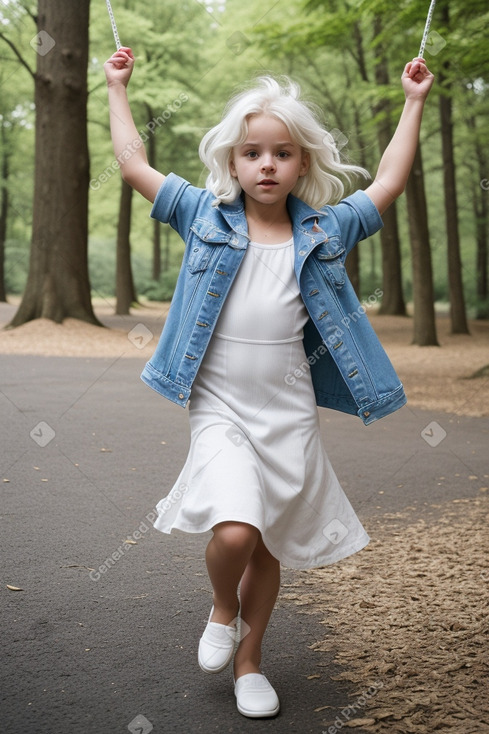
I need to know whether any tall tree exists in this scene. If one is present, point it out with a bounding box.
[9,0,98,327]
[471,121,488,318]
[438,2,469,334]
[0,121,10,302]
[405,145,439,346]
[145,103,161,281]
[373,17,406,316]
[115,179,137,314]
[464,93,489,319]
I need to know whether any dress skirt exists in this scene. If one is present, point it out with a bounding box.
[153,239,369,569]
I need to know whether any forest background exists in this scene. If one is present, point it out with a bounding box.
[0,0,488,347]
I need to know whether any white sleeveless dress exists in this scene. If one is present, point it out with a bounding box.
[153,238,369,569]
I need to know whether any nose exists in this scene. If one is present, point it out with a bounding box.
[260,154,276,172]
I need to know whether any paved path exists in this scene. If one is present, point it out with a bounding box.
[1,351,487,734]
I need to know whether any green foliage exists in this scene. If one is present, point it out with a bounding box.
[0,0,488,309]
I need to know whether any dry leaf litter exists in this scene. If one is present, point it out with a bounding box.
[286,496,489,733]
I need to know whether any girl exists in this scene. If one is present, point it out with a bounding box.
[104,49,434,718]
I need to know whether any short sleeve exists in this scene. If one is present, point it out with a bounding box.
[150,173,205,242]
[328,190,383,254]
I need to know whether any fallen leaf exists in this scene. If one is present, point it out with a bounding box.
[7,585,23,591]
[307,673,321,679]
[369,709,396,720]
[345,719,376,728]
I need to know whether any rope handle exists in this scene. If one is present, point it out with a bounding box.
[418,0,437,58]
[105,0,121,50]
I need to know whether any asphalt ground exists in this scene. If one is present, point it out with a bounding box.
[1,350,487,734]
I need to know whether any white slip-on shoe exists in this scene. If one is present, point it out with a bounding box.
[198,606,238,674]
[234,673,280,718]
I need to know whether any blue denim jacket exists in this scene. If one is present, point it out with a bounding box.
[141,174,406,425]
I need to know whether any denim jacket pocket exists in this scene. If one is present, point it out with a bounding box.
[187,219,231,273]
[313,236,346,288]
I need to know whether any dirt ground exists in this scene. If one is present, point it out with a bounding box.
[1,299,488,733]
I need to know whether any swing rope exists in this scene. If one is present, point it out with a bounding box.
[105,0,121,50]
[103,1,437,68]
[418,0,437,58]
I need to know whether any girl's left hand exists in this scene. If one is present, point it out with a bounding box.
[402,58,435,100]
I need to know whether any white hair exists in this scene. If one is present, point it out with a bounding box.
[198,75,370,210]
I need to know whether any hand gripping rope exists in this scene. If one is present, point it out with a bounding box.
[418,0,437,58]
[105,0,121,50]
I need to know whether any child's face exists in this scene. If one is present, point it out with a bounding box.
[230,114,309,208]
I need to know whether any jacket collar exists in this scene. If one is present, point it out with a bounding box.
[217,193,329,241]
[216,195,248,239]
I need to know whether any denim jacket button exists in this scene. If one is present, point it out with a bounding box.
[178,393,184,400]
[298,250,306,256]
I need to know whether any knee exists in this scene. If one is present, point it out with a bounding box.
[212,522,259,557]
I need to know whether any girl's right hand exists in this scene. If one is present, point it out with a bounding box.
[104,46,135,88]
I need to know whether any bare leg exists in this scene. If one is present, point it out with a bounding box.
[233,535,280,679]
[205,521,260,625]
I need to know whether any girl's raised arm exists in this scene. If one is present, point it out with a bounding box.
[104,47,165,203]
[364,58,435,215]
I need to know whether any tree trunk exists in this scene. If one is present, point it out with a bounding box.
[373,17,406,315]
[405,145,439,346]
[115,178,137,315]
[345,102,365,296]
[0,126,9,302]
[9,0,98,327]
[377,203,406,314]
[145,104,162,281]
[474,180,488,318]
[467,115,488,319]
[438,5,469,334]
[343,21,371,297]
[439,81,469,334]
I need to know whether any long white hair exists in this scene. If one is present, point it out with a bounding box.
[198,75,370,210]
